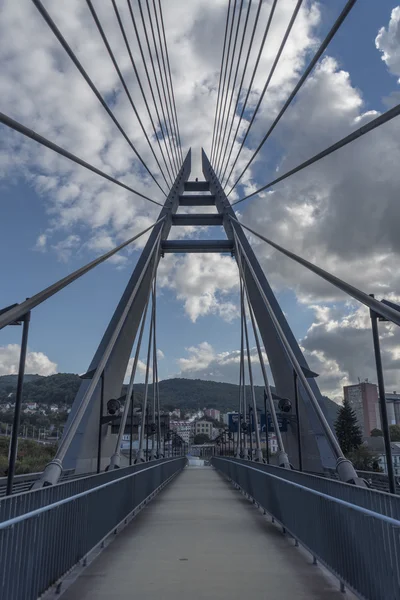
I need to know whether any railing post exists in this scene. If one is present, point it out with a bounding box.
[6,311,31,496]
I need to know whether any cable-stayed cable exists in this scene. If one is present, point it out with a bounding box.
[226,0,303,195]
[145,0,181,170]
[219,0,263,184]
[111,0,174,187]
[221,0,278,187]
[157,0,184,164]
[227,0,358,193]
[137,0,180,173]
[210,0,232,163]
[86,0,170,194]
[0,112,162,206]
[212,0,238,167]
[232,101,400,206]
[213,0,244,172]
[127,0,177,179]
[215,0,252,177]
[153,0,183,165]
[31,0,165,196]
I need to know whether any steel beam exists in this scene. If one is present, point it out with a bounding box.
[171,214,223,226]
[184,181,210,191]
[48,151,191,476]
[179,195,215,206]
[202,149,337,473]
[162,240,233,253]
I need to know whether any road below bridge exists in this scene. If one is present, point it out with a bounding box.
[61,466,348,599]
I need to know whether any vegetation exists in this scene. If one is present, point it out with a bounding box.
[0,373,81,406]
[389,424,400,441]
[0,374,339,425]
[370,428,383,437]
[347,445,382,471]
[335,399,363,454]
[0,436,57,476]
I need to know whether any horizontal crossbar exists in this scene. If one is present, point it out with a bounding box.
[184,181,210,191]
[171,214,223,226]
[161,240,234,253]
[179,195,215,206]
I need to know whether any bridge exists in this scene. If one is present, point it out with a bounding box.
[1,1,400,599]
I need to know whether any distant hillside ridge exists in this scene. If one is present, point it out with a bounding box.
[0,374,339,424]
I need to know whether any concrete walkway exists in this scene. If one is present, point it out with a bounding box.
[62,467,345,599]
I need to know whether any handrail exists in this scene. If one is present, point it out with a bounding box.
[215,458,400,527]
[0,458,182,529]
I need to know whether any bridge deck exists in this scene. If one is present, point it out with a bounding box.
[62,467,345,599]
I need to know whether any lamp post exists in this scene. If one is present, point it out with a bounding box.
[129,392,134,466]
[370,296,395,494]
[248,404,253,460]
[6,310,31,496]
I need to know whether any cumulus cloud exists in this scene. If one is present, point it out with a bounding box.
[300,300,400,400]
[177,341,269,384]
[124,357,151,384]
[376,6,400,80]
[157,253,239,321]
[0,0,321,317]
[0,344,57,376]
[3,1,400,398]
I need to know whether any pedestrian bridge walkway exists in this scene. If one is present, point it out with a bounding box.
[1,457,399,600]
[61,467,346,600]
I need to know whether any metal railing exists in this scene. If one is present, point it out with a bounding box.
[213,457,400,600]
[0,458,181,522]
[0,456,185,600]
[0,469,77,498]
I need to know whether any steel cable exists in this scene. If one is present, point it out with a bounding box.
[112,0,174,187]
[212,0,238,167]
[127,0,177,178]
[226,0,303,195]
[210,0,232,163]
[221,0,278,188]
[219,0,263,184]
[31,0,165,196]
[214,0,248,177]
[228,0,357,194]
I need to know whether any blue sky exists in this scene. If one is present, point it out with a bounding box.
[1,0,400,398]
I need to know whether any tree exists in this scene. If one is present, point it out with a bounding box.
[194,434,210,445]
[370,428,383,437]
[389,424,400,442]
[347,445,382,471]
[335,400,363,454]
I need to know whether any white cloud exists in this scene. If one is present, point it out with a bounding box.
[301,300,400,400]
[0,344,57,376]
[34,233,47,252]
[124,356,152,384]
[158,253,239,321]
[376,6,400,80]
[51,234,81,262]
[0,0,321,318]
[157,349,165,360]
[177,341,269,384]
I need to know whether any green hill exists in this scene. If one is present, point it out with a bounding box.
[0,373,339,425]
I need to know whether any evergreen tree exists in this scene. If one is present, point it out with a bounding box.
[389,424,400,442]
[335,399,363,454]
